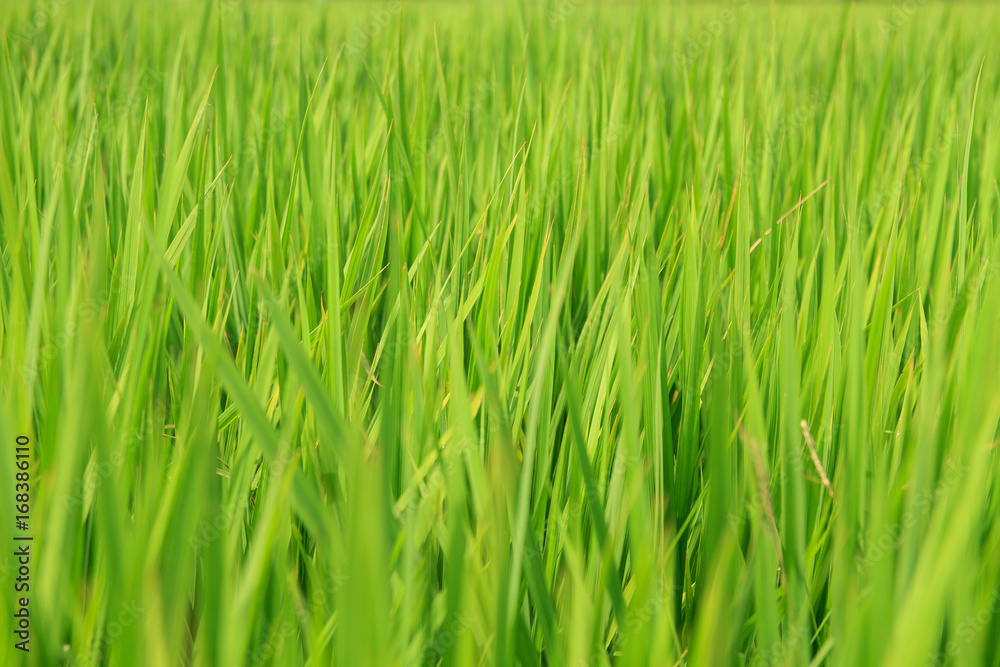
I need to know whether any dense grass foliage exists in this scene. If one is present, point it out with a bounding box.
[2,1,1000,665]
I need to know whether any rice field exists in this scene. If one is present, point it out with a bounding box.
[2,1,1000,666]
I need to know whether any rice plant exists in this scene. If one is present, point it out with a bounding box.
[1,1,999,666]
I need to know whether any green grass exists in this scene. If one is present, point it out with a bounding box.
[2,1,1000,665]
